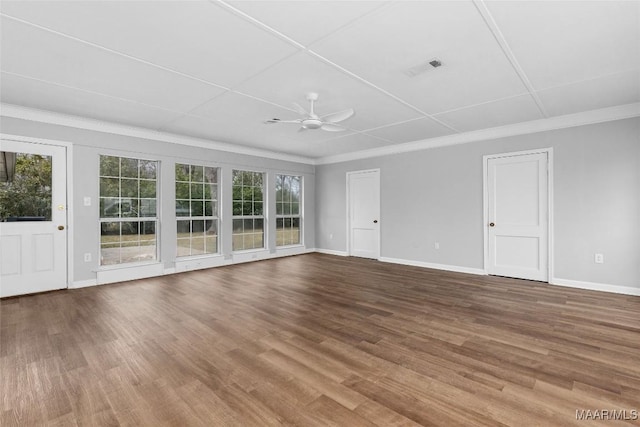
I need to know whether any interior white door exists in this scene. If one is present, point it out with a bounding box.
[348,169,380,259]
[487,152,548,281]
[0,139,68,297]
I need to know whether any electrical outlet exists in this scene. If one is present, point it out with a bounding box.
[434,242,440,250]
[329,233,333,240]
[83,196,91,206]
[594,253,604,264]
[83,253,92,262]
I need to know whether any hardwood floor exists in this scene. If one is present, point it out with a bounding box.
[2,253,639,426]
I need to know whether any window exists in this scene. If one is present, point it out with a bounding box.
[276,175,302,246]
[0,152,52,221]
[99,155,158,266]
[232,170,264,251]
[175,163,219,257]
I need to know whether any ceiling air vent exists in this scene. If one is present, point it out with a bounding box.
[405,58,442,77]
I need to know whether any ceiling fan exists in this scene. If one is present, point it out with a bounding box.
[265,92,355,132]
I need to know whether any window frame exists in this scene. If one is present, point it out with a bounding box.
[275,174,303,247]
[175,162,220,258]
[231,169,266,252]
[98,154,160,268]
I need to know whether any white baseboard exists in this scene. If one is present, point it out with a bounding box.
[97,262,165,285]
[551,278,640,296]
[379,256,487,276]
[315,248,349,257]
[69,278,98,289]
[231,249,271,264]
[70,247,315,290]
[69,256,640,299]
[275,245,314,257]
[230,246,313,265]
[174,255,226,273]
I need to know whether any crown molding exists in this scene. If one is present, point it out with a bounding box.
[315,102,640,165]
[0,103,315,165]
[3,102,639,167]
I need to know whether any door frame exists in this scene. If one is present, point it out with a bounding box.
[482,148,553,282]
[346,168,380,259]
[1,133,74,289]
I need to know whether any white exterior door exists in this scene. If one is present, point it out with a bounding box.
[347,169,380,259]
[0,139,68,297]
[487,152,548,281]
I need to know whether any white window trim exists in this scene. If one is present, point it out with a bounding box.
[275,174,303,247]
[98,154,160,267]
[231,170,266,252]
[175,163,221,258]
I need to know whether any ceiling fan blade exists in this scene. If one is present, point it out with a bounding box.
[321,123,346,132]
[320,108,354,123]
[297,126,307,132]
[292,102,308,116]
[264,119,301,124]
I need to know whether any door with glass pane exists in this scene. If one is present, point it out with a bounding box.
[0,139,67,297]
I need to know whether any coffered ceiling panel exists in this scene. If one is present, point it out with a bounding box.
[308,132,392,158]
[536,70,640,117]
[187,91,293,124]
[434,94,543,132]
[165,114,314,157]
[485,1,640,90]
[0,72,182,129]
[366,117,454,144]
[310,1,529,115]
[226,1,387,46]
[234,51,423,131]
[1,0,298,88]
[0,17,226,112]
[0,0,638,160]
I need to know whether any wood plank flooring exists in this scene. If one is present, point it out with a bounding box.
[2,253,640,426]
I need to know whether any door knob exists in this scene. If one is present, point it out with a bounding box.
[489,222,495,227]
[373,220,378,223]
[58,225,65,230]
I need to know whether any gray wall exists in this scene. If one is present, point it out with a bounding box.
[315,117,640,289]
[1,117,315,282]
[3,115,638,289]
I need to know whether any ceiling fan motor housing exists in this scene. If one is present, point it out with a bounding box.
[302,118,323,129]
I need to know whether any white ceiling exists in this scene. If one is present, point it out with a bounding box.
[1,1,639,159]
